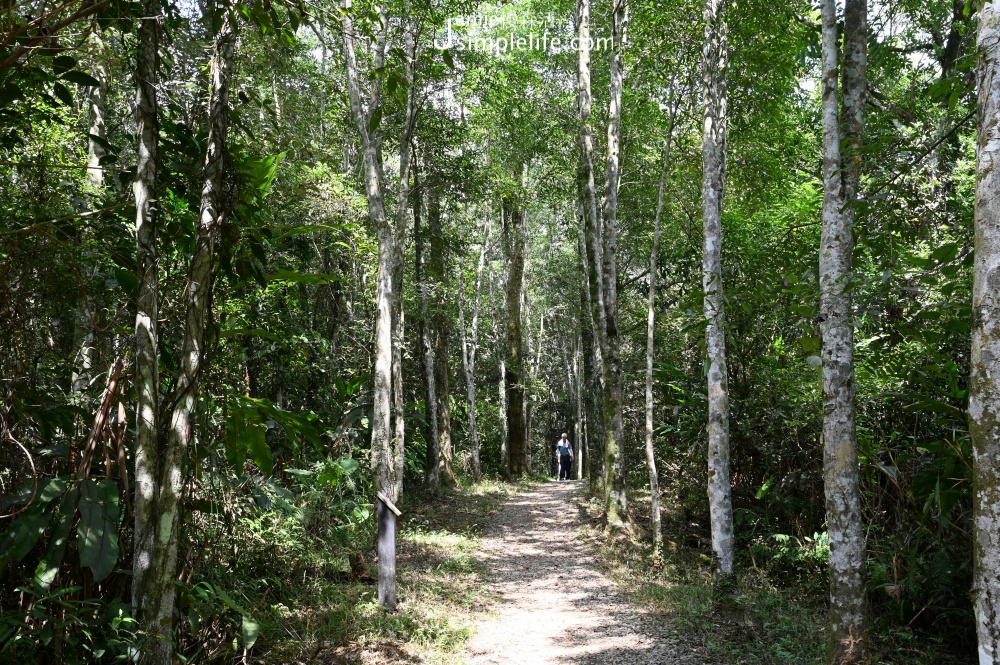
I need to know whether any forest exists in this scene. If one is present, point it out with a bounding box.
[2,0,1000,662]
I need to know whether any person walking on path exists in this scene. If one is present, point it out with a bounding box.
[556,433,574,481]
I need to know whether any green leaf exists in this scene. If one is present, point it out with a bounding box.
[442,48,455,68]
[227,407,272,475]
[60,70,102,88]
[247,423,273,476]
[241,616,260,649]
[34,489,77,589]
[87,133,118,155]
[113,267,138,296]
[52,82,73,106]
[53,55,77,75]
[77,479,120,582]
[0,478,67,567]
[337,455,359,475]
[0,83,23,107]
[755,477,774,500]
[368,105,382,133]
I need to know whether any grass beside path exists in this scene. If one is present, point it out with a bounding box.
[257,476,537,664]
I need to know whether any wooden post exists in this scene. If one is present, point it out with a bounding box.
[377,492,401,610]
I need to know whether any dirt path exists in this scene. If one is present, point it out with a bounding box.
[463,481,699,665]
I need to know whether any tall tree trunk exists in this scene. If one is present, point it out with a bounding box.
[157,20,235,658]
[525,305,543,474]
[601,0,630,530]
[428,186,456,486]
[577,217,601,487]
[489,255,509,477]
[646,113,674,552]
[504,199,528,476]
[86,31,110,192]
[701,0,735,589]
[130,0,164,655]
[341,6,396,609]
[577,0,607,496]
[414,159,439,494]
[460,216,491,482]
[390,24,419,503]
[819,1,868,660]
[573,335,586,480]
[971,4,1000,661]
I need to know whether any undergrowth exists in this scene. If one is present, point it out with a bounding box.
[578,490,970,665]
[241,475,535,664]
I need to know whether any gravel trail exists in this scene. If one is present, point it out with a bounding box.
[463,480,699,665]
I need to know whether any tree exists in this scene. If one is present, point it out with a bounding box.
[130,0,165,651]
[460,216,491,481]
[969,0,1000,660]
[645,103,676,552]
[504,196,528,477]
[600,0,631,530]
[701,0,735,591]
[340,2,398,609]
[819,0,867,659]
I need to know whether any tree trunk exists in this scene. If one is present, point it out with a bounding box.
[130,0,165,656]
[489,254,509,477]
[701,0,735,589]
[971,5,1000,662]
[525,306,544,474]
[460,216,491,482]
[390,26,419,503]
[155,20,235,657]
[342,6,396,609]
[818,0,868,659]
[577,216,601,487]
[86,31,111,192]
[576,0,606,496]
[504,199,528,477]
[572,335,586,480]
[414,159,440,495]
[601,0,630,530]
[646,113,674,552]
[428,186,456,486]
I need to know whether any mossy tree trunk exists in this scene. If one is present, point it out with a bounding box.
[970,2,1000,662]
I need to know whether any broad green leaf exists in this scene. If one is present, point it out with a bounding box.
[87,133,118,155]
[61,70,102,88]
[0,84,23,107]
[0,478,67,567]
[368,105,382,133]
[77,478,120,582]
[53,55,77,74]
[52,83,73,106]
[34,489,77,589]
[247,423,273,476]
[113,267,138,296]
[241,616,260,649]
